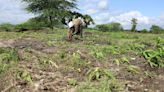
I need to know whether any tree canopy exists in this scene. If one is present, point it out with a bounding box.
[22,0,78,29]
[22,0,94,29]
[150,25,164,33]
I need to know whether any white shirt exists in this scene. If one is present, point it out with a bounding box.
[68,21,74,28]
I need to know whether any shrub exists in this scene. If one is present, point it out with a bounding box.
[96,22,123,32]
[96,24,109,32]
[140,29,149,33]
[150,25,164,34]
[15,18,48,30]
[0,23,15,31]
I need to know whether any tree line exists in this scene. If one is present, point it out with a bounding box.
[96,18,164,33]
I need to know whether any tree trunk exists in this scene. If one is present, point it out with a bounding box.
[49,16,53,30]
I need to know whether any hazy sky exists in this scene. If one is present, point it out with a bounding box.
[0,0,164,29]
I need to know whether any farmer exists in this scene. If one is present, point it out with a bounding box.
[67,17,84,41]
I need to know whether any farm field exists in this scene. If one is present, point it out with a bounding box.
[0,29,164,92]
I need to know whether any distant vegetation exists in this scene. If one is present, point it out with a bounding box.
[95,23,164,33]
[0,21,164,34]
[96,22,123,32]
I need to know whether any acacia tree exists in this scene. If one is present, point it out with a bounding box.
[131,18,137,32]
[22,0,77,29]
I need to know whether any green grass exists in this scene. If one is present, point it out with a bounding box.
[0,48,19,74]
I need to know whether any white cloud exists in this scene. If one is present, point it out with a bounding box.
[109,11,164,29]
[77,1,164,30]
[94,12,110,24]
[86,9,98,15]
[77,0,110,25]
[0,0,34,24]
[98,0,109,10]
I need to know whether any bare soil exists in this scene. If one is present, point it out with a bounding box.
[0,38,164,92]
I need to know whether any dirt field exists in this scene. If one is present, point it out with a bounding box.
[0,29,164,92]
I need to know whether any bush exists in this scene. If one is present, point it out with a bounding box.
[96,24,109,32]
[15,21,43,31]
[150,25,164,34]
[0,23,15,31]
[96,22,123,32]
[15,18,48,30]
[140,29,149,33]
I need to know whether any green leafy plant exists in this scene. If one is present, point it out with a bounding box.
[129,43,145,52]
[87,67,115,81]
[127,65,140,74]
[144,71,156,78]
[0,48,19,62]
[113,59,121,66]
[90,48,104,59]
[68,52,89,68]
[156,37,164,48]
[113,57,130,66]
[121,57,130,64]
[67,79,78,86]
[90,46,119,60]
[76,79,124,92]
[142,37,164,67]
[17,70,33,83]
[0,48,19,74]
[142,47,164,68]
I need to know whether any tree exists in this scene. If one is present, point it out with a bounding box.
[150,25,163,34]
[22,0,77,29]
[140,29,148,33]
[109,22,123,31]
[96,22,123,32]
[131,18,137,32]
[83,14,94,28]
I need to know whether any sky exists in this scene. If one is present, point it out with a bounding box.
[0,0,164,29]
